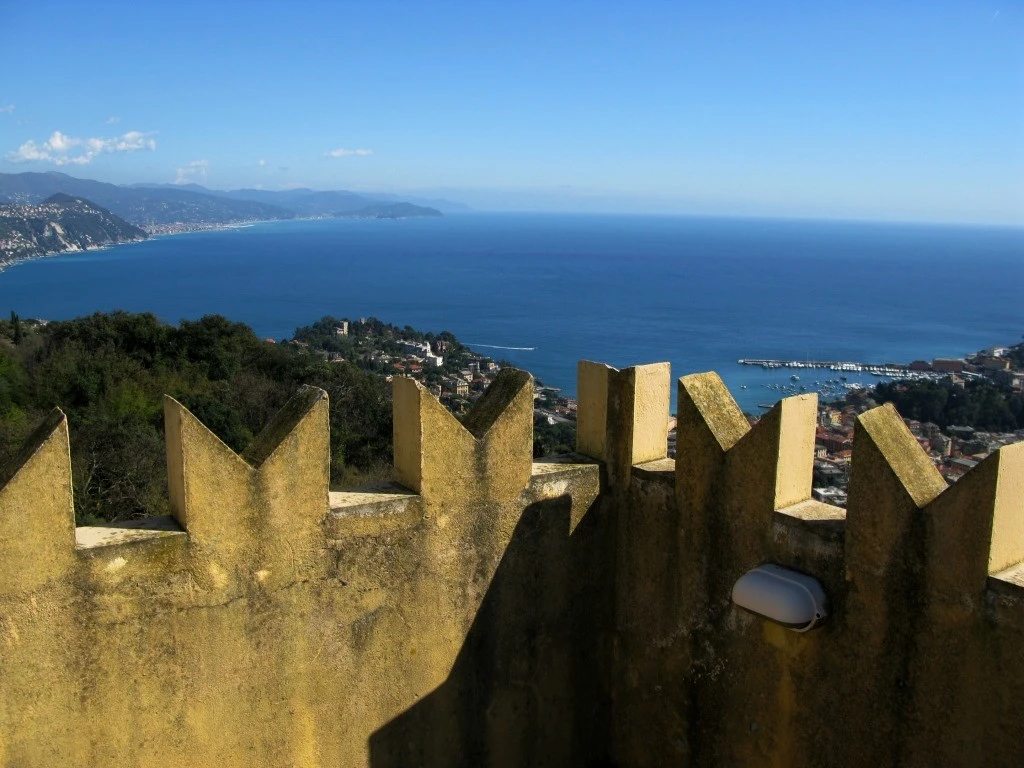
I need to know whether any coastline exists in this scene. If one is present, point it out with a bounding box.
[0,235,148,273]
[0,211,443,273]
[145,218,277,238]
[0,218,276,273]
[0,212,1018,415]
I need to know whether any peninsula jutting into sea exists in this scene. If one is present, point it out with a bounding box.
[0,193,147,266]
[0,170,448,264]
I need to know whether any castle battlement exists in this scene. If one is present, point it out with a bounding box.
[0,363,1020,767]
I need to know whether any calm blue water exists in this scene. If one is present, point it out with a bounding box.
[1,213,1021,411]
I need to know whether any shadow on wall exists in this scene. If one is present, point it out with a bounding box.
[368,495,618,768]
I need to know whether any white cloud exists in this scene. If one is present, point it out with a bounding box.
[0,104,14,114]
[105,115,120,124]
[258,158,267,167]
[110,131,156,152]
[325,147,373,158]
[48,130,78,152]
[174,159,208,184]
[5,129,156,166]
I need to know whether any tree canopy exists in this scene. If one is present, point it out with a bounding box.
[871,378,1024,432]
[0,312,393,524]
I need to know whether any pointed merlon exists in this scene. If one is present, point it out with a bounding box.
[576,360,670,468]
[163,387,330,554]
[925,441,1024,598]
[576,360,612,460]
[675,372,749,513]
[846,403,947,579]
[164,395,253,532]
[677,391,816,558]
[0,408,75,596]
[747,394,817,510]
[393,369,534,501]
[855,404,946,508]
[392,377,430,494]
[986,441,1024,575]
[677,372,748,454]
[242,385,328,468]
[619,362,672,465]
[461,368,534,440]
[716,392,818,511]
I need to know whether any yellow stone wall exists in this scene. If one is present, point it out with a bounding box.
[0,362,1021,768]
[592,367,1024,768]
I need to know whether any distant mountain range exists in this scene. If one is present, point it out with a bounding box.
[0,172,460,234]
[173,186,442,219]
[0,193,147,265]
[336,202,443,220]
[0,173,289,231]
[141,183,470,216]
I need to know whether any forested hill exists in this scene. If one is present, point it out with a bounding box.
[0,194,147,265]
[0,312,394,524]
[867,376,1024,432]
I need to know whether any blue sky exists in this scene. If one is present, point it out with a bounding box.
[0,1,1021,224]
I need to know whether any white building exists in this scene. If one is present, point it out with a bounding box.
[399,340,432,356]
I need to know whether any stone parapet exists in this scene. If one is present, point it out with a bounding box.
[0,362,1020,767]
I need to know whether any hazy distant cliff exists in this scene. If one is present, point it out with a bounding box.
[0,172,291,231]
[0,172,452,235]
[0,193,147,265]
[337,202,442,219]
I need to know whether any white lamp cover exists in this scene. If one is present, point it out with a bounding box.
[731,563,828,632]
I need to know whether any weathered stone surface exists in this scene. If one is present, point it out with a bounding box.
[393,368,533,502]
[0,408,75,597]
[576,360,670,474]
[0,367,1020,768]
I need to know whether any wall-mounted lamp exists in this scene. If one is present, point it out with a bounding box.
[731,563,828,632]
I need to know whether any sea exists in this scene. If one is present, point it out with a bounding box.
[0,213,1021,412]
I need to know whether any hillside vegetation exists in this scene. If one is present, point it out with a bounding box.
[0,312,393,524]
[869,376,1024,432]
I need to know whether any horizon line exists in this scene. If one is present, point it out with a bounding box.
[1,168,1021,231]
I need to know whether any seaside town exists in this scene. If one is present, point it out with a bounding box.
[287,316,577,450]
[289,317,1023,506]
[805,345,1024,506]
